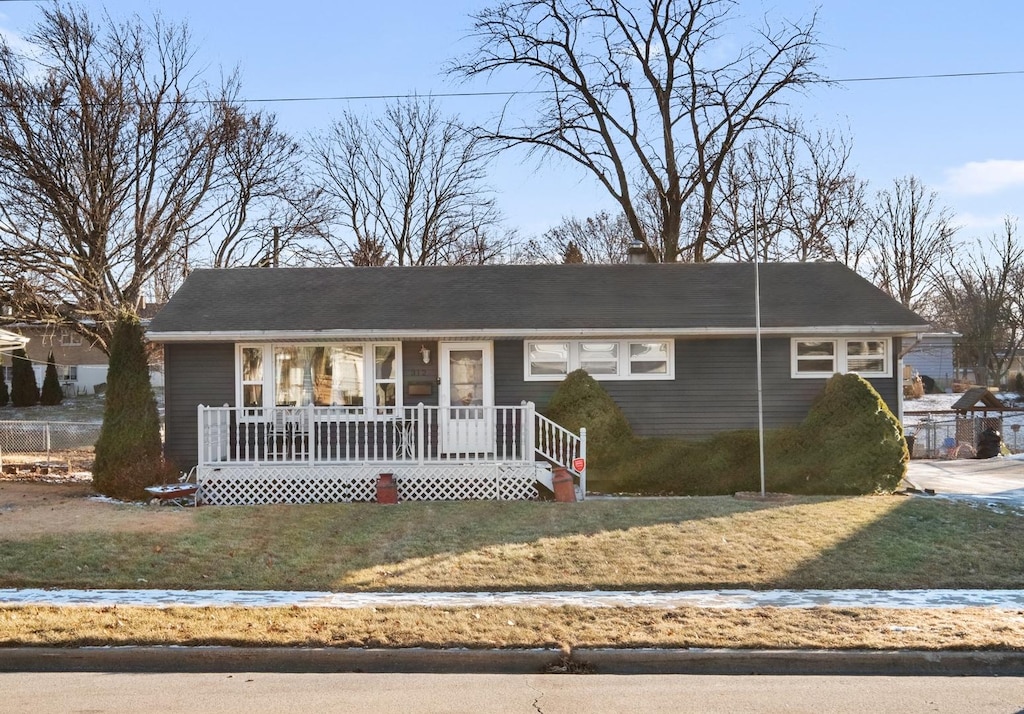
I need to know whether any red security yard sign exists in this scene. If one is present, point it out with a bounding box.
[572,457,586,472]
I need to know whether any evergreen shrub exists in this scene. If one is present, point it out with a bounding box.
[10,347,38,407]
[40,351,63,405]
[544,369,636,470]
[570,373,906,496]
[790,372,907,494]
[92,314,166,500]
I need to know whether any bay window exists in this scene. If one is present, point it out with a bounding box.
[237,342,401,414]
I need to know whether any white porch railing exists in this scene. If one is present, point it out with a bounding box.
[199,403,535,465]
[196,402,587,500]
[533,409,588,497]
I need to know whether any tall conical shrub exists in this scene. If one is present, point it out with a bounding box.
[10,347,38,407]
[40,351,63,405]
[92,313,164,500]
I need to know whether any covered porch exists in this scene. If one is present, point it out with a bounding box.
[195,402,586,505]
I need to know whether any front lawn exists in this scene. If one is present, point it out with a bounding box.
[3,491,1023,652]
[1,494,1021,592]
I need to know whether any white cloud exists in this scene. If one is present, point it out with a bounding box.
[942,160,1024,196]
[952,211,1009,233]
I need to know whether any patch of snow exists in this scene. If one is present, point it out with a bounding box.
[1,588,1022,610]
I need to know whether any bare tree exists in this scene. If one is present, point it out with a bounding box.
[523,210,633,263]
[713,126,870,266]
[309,97,506,266]
[868,175,958,311]
[451,0,824,262]
[207,109,329,269]
[0,5,293,351]
[931,218,1024,387]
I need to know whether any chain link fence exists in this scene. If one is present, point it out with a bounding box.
[0,420,102,471]
[904,413,1023,459]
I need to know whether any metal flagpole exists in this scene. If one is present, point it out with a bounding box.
[754,208,767,497]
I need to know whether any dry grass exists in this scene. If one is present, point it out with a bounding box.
[1,605,1022,651]
[3,488,1024,651]
[2,493,1023,591]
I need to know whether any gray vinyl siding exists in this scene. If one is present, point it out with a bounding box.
[163,337,902,466]
[495,338,901,440]
[163,343,235,469]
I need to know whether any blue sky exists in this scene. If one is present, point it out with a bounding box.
[0,0,1021,240]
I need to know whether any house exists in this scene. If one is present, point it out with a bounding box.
[0,323,109,396]
[146,262,930,505]
[903,332,957,392]
[0,303,166,396]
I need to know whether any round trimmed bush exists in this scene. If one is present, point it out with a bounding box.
[544,369,635,469]
[795,372,907,494]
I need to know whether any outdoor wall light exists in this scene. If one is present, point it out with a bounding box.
[420,345,431,364]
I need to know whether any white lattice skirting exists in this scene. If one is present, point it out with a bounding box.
[196,462,544,505]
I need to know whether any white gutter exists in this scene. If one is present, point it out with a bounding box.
[0,329,28,351]
[147,324,930,343]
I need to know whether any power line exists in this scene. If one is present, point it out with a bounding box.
[832,69,1024,83]
[228,69,1024,106]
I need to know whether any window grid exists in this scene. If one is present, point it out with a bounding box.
[791,338,891,378]
[525,339,674,381]
[237,342,402,414]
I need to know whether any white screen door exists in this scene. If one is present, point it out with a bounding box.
[439,341,494,455]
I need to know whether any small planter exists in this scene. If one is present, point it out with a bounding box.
[551,467,577,503]
[376,473,398,504]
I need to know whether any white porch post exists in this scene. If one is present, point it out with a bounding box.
[524,401,536,461]
[196,404,206,471]
[306,403,314,464]
[417,402,425,464]
[579,426,587,500]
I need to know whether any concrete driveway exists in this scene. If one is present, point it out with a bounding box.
[904,456,1024,508]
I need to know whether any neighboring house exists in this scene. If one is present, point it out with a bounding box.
[903,332,958,392]
[0,303,166,395]
[0,324,108,395]
[147,262,929,505]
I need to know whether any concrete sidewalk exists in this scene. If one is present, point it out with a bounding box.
[904,456,1024,507]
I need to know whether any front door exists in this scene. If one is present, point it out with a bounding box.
[439,341,494,455]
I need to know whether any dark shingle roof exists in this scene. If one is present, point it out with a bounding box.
[146,262,929,338]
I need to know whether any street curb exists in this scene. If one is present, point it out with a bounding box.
[1,647,1022,676]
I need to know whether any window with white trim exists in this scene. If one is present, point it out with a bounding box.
[236,342,402,414]
[59,330,82,346]
[525,339,674,381]
[791,338,891,378]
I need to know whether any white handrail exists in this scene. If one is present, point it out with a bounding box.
[533,407,587,500]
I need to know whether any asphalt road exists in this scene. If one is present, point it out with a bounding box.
[3,672,1024,713]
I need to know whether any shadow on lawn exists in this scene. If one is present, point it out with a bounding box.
[1,494,1021,592]
[773,496,1024,590]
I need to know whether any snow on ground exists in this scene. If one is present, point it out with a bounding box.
[1,588,1023,609]
[903,391,1024,453]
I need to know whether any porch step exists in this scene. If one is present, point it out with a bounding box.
[534,462,554,492]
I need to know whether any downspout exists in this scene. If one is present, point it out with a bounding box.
[896,333,926,427]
